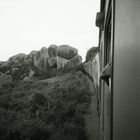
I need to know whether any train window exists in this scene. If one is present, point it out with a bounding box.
[105,8,112,65]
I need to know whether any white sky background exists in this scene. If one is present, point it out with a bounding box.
[0,0,100,61]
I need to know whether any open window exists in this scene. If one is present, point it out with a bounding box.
[100,6,112,85]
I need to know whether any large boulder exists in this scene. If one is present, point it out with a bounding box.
[9,53,27,67]
[48,45,79,69]
[48,57,57,68]
[85,47,99,62]
[57,45,78,60]
[29,47,49,71]
[56,56,70,69]
[83,61,93,78]
[69,54,82,68]
[9,53,27,62]
[29,51,40,68]
[48,44,58,57]
[39,47,49,69]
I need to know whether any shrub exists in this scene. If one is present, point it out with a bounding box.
[0,71,93,140]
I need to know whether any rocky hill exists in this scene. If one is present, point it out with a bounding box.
[0,45,99,140]
[0,45,82,85]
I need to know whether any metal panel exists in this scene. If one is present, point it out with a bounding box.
[113,0,140,139]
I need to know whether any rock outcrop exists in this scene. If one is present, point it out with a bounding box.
[57,45,78,59]
[83,47,100,86]
[48,44,58,57]
[0,45,82,81]
[85,47,99,62]
[56,56,69,69]
[69,54,82,68]
[9,53,27,64]
[29,47,49,71]
[48,44,78,59]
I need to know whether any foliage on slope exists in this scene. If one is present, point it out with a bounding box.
[0,71,94,140]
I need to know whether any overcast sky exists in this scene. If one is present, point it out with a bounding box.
[0,0,100,61]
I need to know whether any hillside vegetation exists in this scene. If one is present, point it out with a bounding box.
[0,71,95,140]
